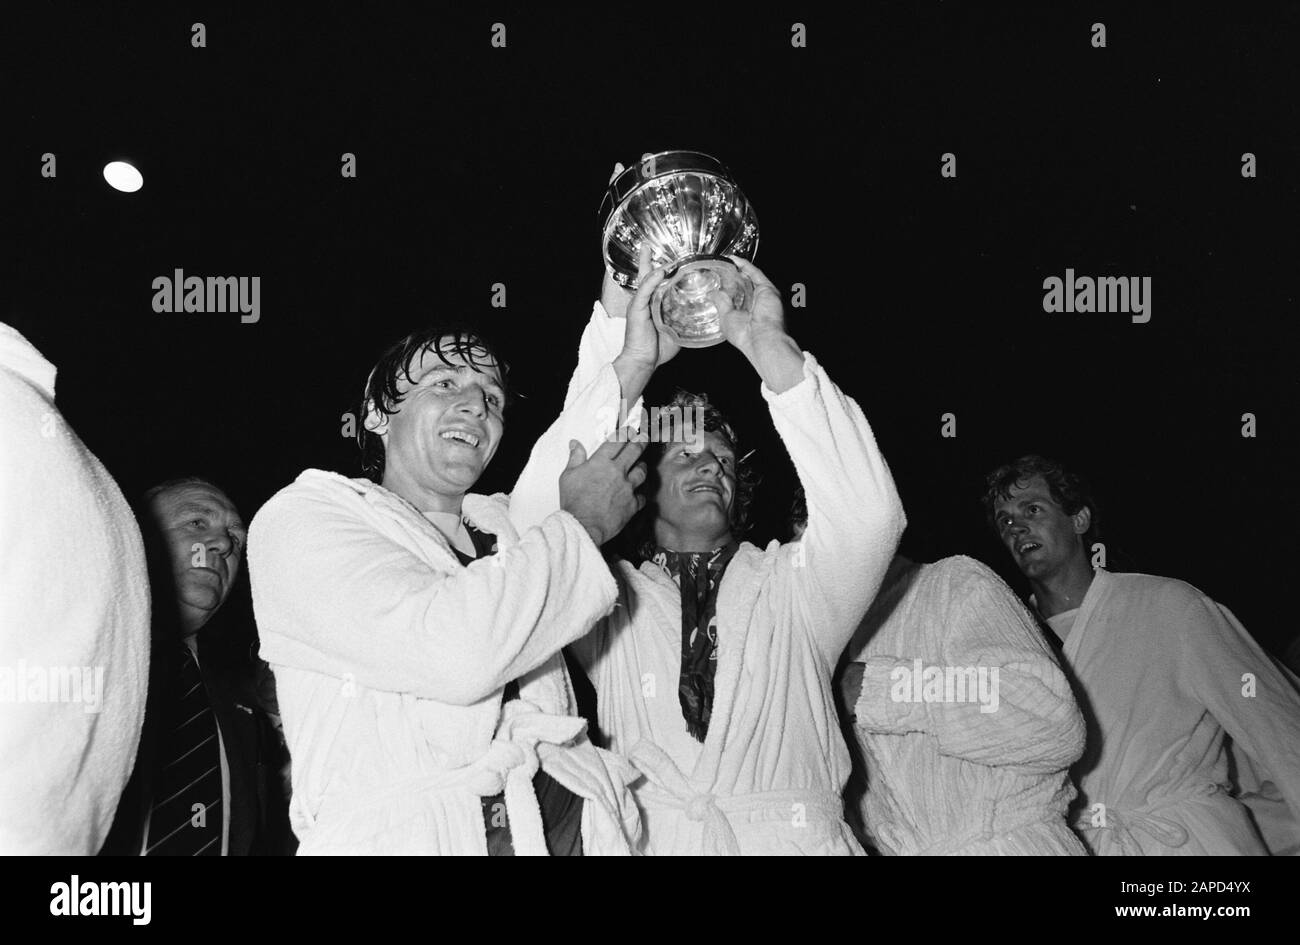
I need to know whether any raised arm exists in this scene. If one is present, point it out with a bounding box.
[250,485,619,706]
[508,309,630,535]
[725,258,906,665]
[510,246,674,534]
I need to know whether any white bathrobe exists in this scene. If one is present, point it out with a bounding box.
[248,469,641,855]
[845,556,1087,855]
[1052,568,1300,855]
[0,324,151,854]
[509,303,906,855]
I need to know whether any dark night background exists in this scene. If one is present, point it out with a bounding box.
[3,5,1297,658]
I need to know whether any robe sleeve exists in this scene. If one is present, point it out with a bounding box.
[563,302,628,410]
[764,353,906,666]
[502,302,637,677]
[1175,591,1300,822]
[507,301,641,535]
[568,609,613,678]
[250,487,617,706]
[854,564,1085,773]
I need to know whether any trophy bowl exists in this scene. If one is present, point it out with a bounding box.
[601,150,760,348]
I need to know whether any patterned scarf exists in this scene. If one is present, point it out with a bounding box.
[650,543,738,742]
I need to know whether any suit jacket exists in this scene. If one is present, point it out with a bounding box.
[100,628,294,856]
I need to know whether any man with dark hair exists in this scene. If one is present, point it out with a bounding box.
[981,455,1101,619]
[985,454,1300,854]
[510,232,906,854]
[248,325,646,855]
[101,477,293,855]
[355,326,512,483]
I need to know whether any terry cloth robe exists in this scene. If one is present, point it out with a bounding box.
[509,302,906,855]
[0,324,151,854]
[248,470,641,855]
[1054,568,1300,855]
[844,556,1087,855]
[1230,742,1300,856]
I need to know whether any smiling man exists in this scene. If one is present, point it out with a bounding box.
[613,391,755,742]
[509,235,906,854]
[985,454,1300,855]
[248,327,647,855]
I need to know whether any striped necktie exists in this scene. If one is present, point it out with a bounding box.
[146,643,223,855]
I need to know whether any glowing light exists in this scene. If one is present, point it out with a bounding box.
[103,161,143,193]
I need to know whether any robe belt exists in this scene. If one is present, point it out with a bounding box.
[304,703,585,856]
[903,807,1072,856]
[629,741,845,856]
[1070,782,1222,856]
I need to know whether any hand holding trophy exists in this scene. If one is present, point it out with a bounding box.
[620,244,679,372]
[716,255,788,360]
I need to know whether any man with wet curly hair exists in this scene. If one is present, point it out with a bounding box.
[508,198,906,853]
[248,319,651,855]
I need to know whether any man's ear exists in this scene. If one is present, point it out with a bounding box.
[1071,505,1092,536]
[362,399,388,439]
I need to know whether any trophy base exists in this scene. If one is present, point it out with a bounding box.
[650,256,754,349]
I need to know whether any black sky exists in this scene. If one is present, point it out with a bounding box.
[4,4,1297,653]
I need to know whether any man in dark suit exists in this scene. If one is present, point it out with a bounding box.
[101,477,293,856]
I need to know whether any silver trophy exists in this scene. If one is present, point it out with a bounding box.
[601,151,759,348]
